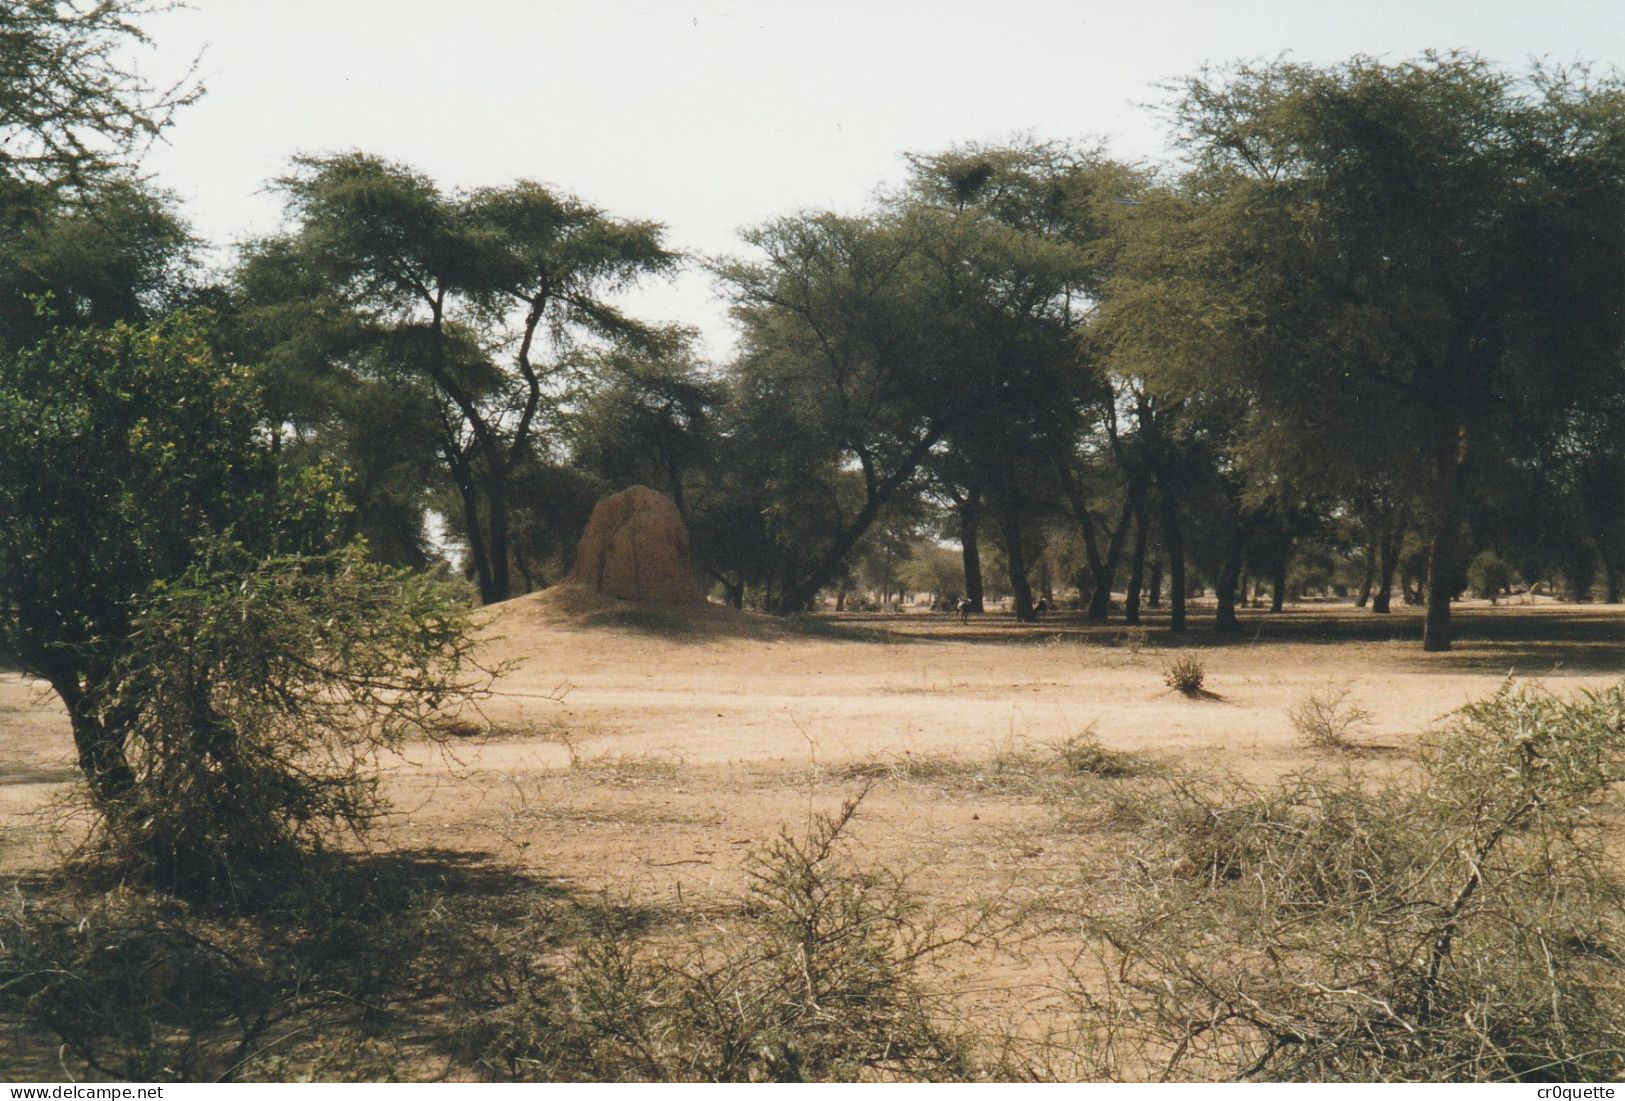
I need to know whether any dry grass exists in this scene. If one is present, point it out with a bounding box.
[1162,653,1206,696]
[1288,681,1375,750]
[836,731,1151,798]
[1050,682,1625,1082]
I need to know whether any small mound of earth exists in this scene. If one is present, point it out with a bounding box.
[478,485,829,650]
[484,582,797,643]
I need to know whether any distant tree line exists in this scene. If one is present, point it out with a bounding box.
[6,24,1625,683]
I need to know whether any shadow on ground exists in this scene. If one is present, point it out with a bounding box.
[820,605,1625,674]
[0,846,655,1082]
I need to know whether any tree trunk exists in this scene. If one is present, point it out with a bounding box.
[1423,434,1467,652]
[43,664,135,804]
[1054,454,1113,616]
[1215,543,1244,633]
[997,499,1036,622]
[454,477,497,605]
[1162,499,1187,633]
[1087,499,1135,620]
[1124,505,1147,626]
[1355,541,1376,608]
[1373,530,1400,614]
[1148,558,1163,609]
[486,476,511,603]
[959,496,985,613]
[1272,555,1287,614]
[1073,569,1094,613]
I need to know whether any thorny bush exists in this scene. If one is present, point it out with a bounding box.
[1065,681,1625,1082]
[456,793,973,1082]
[89,542,499,905]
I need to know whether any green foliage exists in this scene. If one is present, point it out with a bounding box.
[1071,682,1625,1081]
[0,180,195,354]
[1466,549,1514,602]
[896,540,964,602]
[0,311,342,693]
[0,310,401,890]
[714,211,949,612]
[0,0,200,195]
[94,543,497,901]
[1113,55,1625,647]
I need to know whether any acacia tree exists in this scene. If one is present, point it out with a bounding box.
[900,144,1139,621]
[565,341,722,521]
[256,154,678,603]
[1152,55,1625,650]
[0,2,197,353]
[715,213,947,614]
[0,0,198,198]
[0,178,194,356]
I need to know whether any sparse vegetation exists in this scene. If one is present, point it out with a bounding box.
[1062,682,1625,1081]
[1288,681,1375,750]
[1118,626,1150,663]
[88,544,497,904]
[5,678,1625,1082]
[457,795,971,1082]
[1162,653,1206,696]
[1,799,972,1082]
[1055,731,1143,779]
[838,731,1148,796]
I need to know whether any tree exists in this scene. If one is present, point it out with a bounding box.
[255,154,678,602]
[716,212,947,614]
[226,233,446,566]
[899,143,1138,621]
[0,177,195,355]
[0,312,340,803]
[565,340,722,521]
[0,0,199,198]
[1131,55,1625,648]
[0,310,491,901]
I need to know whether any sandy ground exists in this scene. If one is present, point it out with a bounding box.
[3,594,1621,1032]
[10,594,1617,881]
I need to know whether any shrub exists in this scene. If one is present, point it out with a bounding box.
[0,313,347,807]
[1056,731,1143,779]
[1162,653,1206,696]
[1119,626,1151,662]
[1288,681,1374,750]
[1068,681,1625,1081]
[1466,550,1514,603]
[0,852,554,1081]
[91,543,498,904]
[0,887,282,1080]
[457,794,971,1082]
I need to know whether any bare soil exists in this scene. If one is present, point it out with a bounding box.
[3,596,1621,1045]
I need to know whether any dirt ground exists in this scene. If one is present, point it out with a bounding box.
[3,594,1621,1042]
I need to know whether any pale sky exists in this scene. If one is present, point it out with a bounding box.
[135,0,1625,357]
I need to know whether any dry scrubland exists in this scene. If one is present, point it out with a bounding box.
[2,596,1623,1080]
